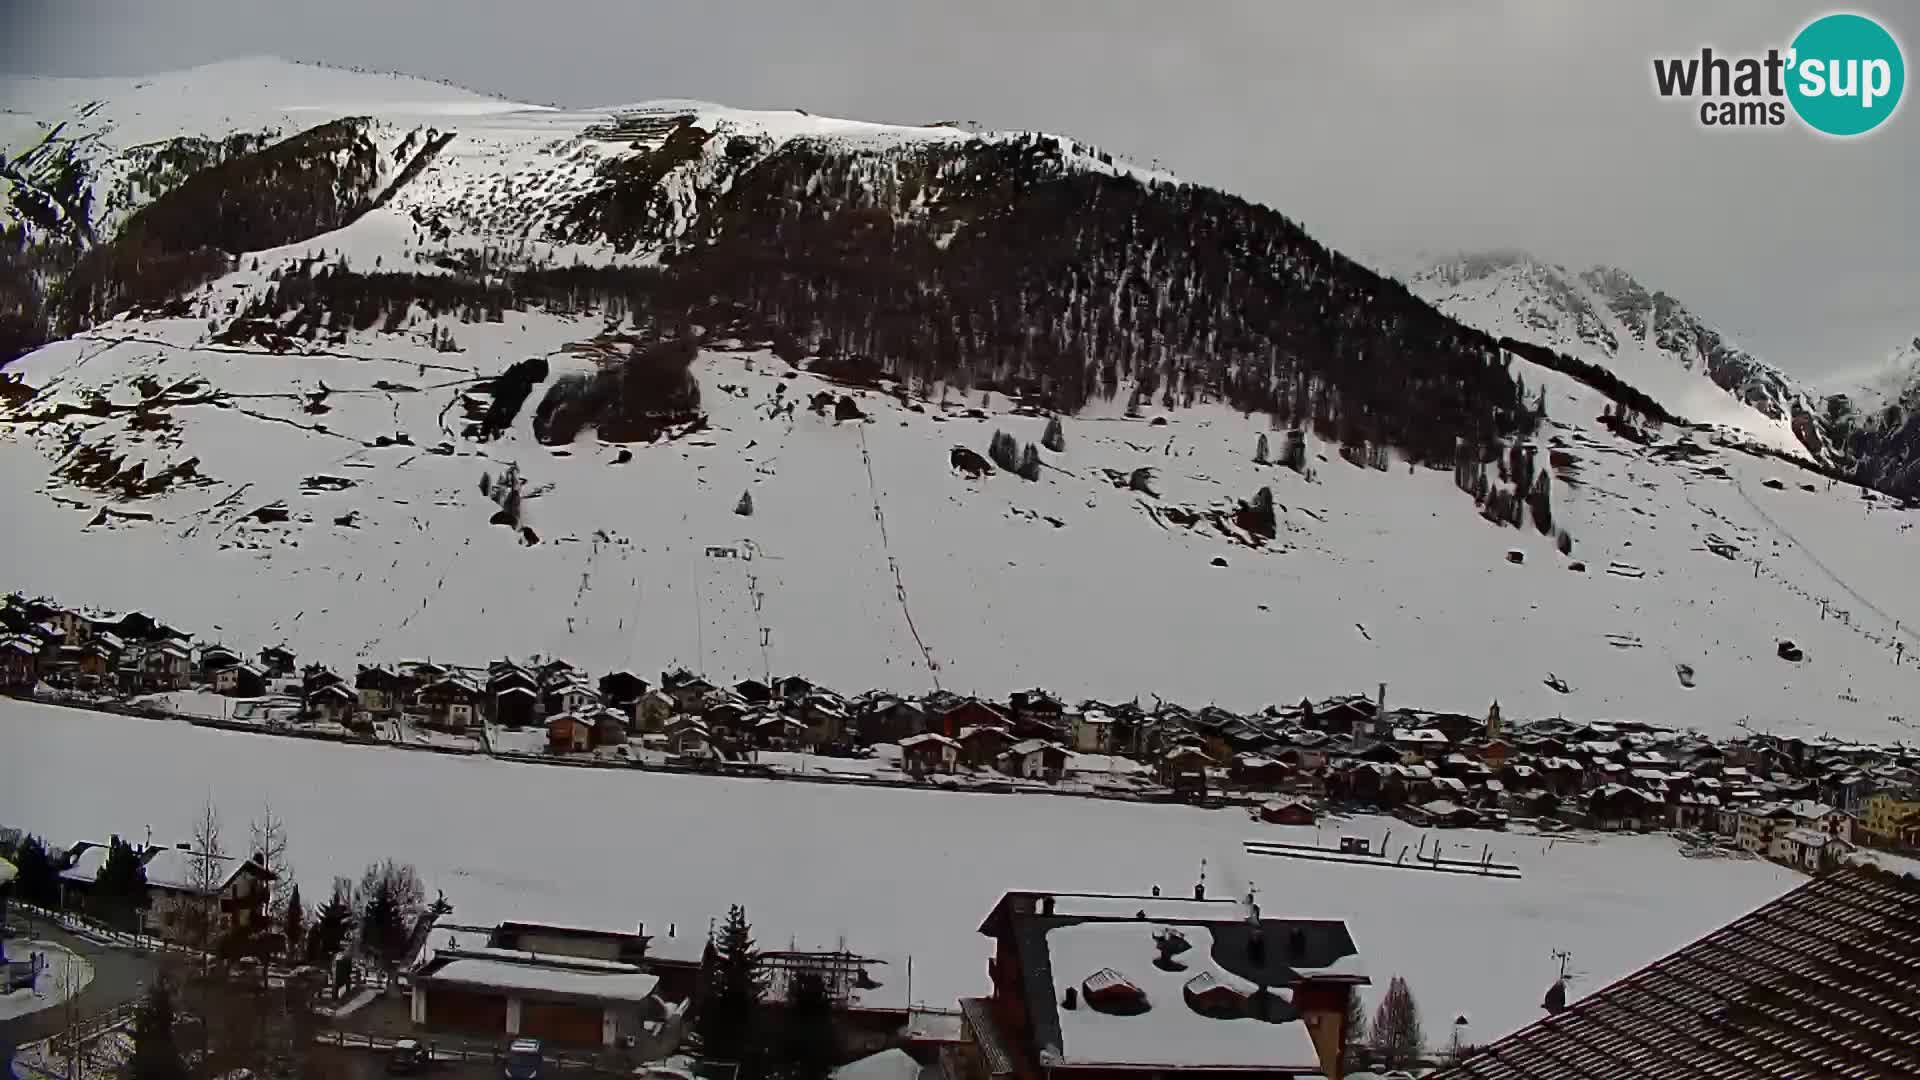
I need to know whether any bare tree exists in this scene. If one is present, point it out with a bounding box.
[249,801,292,920]
[1369,974,1425,1069]
[190,796,227,956]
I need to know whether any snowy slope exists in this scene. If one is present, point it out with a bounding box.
[4,300,1917,743]
[2,60,1916,743]
[1392,252,1839,462]
[0,698,1803,1042]
[0,56,546,245]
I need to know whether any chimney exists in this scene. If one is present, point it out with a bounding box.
[177,842,191,850]
[1151,885,1161,898]
[1062,986,1078,1010]
[1193,880,1204,900]
[1040,894,1056,916]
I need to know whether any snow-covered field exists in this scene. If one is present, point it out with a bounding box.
[0,940,94,1021]
[0,698,1799,1042]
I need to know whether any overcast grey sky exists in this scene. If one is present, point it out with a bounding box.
[3,1,1914,378]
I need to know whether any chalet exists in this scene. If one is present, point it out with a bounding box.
[356,665,405,716]
[666,722,713,758]
[303,663,346,694]
[775,675,815,702]
[78,630,123,672]
[1229,754,1293,791]
[308,682,357,726]
[537,658,578,687]
[633,689,674,733]
[547,712,591,754]
[1427,866,1920,1080]
[56,840,156,916]
[1410,800,1482,829]
[1478,739,1514,771]
[418,677,486,730]
[900,733,961,777]
[1422,712,1484,745]
[938,698,1010,740]
[1070,710,1117,754]
[494,685,537,728]
[546,682,601,719]
[1158,745,1214,796]
[1311,696,1375,736]
[198,644,241,680]
[1,635,40,689]
[257,646,296,677]
[958,725,1015,769]
[961,890,1367,1080]
[1391,727,1450,761]
[140,845,277,944]
[753,714,807,749]
[796,693,850,743]
[590,708,628,749]
[397,660,449,696]
[1009,689,1064,729]
[140,640,193,691]
[1259,798,1318,826]
[488,665,537,695]
[598,670,650,710]
[862,698,929,744]
[1001,740,1071,783]
[46,608,94,645]
[214,662,266,697]
[1588,784,1662,831]
[660,670,716,712]
[705,700,750,732]
[732,678,772,705]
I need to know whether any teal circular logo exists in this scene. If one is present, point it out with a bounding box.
[1787,13,1905,136]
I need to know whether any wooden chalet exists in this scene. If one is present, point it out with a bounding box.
[417,676,486,730]
[355,665,405,716]
[258,646,296,676]
[899,732,961,776]
[958,724,1016,769]
[493,684,537,728]
[939,698,1010,739]
[547,711,591,754]
[1429,865,1920,1080]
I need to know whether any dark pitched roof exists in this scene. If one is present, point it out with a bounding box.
[1430,865,1920,1080]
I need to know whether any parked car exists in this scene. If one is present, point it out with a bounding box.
[503,1038,543,1080]
[387,1039,429,1075]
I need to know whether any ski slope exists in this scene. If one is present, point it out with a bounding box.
[3,299,1916,742]
[0,697,1802,1043]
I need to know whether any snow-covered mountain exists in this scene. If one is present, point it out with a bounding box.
[4,59,1918,743]
[1395,252,1841,460]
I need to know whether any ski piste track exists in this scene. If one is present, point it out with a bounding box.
[858,423,943,690]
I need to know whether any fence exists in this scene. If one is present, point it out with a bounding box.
[318,1029,612,1072]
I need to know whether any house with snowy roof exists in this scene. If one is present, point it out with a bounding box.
[899,732,961,776]
[0,635,39,689]
[140,844,277,943]
[1001,740,1071,783]
[411,945,670,1048]
[962,888,1367,1079]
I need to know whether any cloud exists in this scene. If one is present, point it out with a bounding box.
[3,0,1914,375]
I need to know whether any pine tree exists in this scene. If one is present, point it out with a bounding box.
[94,835,149,932]
[308,877,355,964]
[700,905,765,1060]
[128,979,189,1080]
[1369,974,1425,1069]
[359,875,403,973]
[1255,433,1270,465]
[10,833,59,908]
[988,430,1019,473]
[1342,989,1369,1070]
[1529,469,1553,535]
[774,971,836,1080]
[1041,415,1065,453]
[735,491,754,516]
[282,884,306,961]
[1018,443,1041,481]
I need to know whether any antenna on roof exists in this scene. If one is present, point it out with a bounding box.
[1194,858,1207,900]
